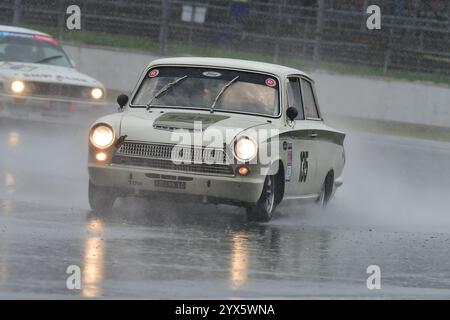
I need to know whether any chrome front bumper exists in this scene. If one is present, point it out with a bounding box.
[88,163,266,205]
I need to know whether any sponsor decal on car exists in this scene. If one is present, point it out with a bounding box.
[202,71,222,78]
[285,142,293,182]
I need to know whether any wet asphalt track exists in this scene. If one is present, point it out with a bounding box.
[1,115,450,299]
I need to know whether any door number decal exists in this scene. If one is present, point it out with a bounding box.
[299,151,309,183]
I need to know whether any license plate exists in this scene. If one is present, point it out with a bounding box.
[154,180,186,190]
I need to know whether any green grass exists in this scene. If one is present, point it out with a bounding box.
[28,25,450,87]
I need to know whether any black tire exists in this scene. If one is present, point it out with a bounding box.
[88,180,116,213]
[317,172,334,207]
[246,175,276,222]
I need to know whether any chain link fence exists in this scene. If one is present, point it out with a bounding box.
[1,0,449,76]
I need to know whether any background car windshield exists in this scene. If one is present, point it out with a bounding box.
[132,67,280,116]
[0,32,71,67]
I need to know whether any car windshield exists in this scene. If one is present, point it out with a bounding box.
[0,31,72,67]
[132,67,280,117]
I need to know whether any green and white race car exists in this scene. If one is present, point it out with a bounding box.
[87,57,345,222]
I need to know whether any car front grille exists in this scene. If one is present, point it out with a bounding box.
[113,142,234,176]
[27,82,94,101]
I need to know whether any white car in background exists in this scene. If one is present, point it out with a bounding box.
[0,25,105,119]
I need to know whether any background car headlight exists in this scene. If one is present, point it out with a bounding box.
[234,137,257,162]
[11,80,25,93]
[90,125,114,148]
[91,88,103,100]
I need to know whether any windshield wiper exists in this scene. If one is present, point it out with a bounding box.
[34,55,64,64]
[210,76,239,113]
[146,75,188,110]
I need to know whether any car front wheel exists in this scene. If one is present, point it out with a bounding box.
[246,175,276,222]
[88,180,116,213]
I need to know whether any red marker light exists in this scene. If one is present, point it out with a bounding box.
[32,35,59,45]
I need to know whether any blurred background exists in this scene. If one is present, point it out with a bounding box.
[1,0,449,77]
[2,0,449,139]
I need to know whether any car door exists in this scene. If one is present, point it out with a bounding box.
[283,77,318,198]
[300,78,325,194]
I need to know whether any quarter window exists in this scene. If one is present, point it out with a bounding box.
[287,78,304,120]
[301,80,320,119]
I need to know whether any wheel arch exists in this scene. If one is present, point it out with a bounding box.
[323,169,334,203]
[270,159,285,206]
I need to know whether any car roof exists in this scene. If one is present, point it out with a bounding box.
[0,25,50,36]
[149,57,312,80]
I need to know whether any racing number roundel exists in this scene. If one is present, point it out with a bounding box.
[265,78,276,87]
[149,69,159,78]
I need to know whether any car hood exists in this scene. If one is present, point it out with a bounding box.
[119,110,269,148]
[0,61,102,87]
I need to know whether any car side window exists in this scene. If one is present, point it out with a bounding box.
[287,78,304,120]
[301,79,320,119]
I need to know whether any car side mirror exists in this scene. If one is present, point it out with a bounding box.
[286,106,298,121]
[117,94,129,110]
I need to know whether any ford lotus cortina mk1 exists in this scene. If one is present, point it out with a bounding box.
[87,57,345,222]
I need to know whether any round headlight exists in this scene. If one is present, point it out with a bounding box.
[11,80,25,93]
[90,124,114,149]
[91,88,103,100]
[234,137,257,162]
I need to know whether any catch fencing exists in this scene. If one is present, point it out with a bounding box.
[0,0,449,76]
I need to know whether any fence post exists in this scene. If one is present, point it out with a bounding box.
[383,28,393,74]
[302,22,308,56]
[273,1,283,63]
[159,0,171,56]
[12,0,22,25]
[313,0,325,62]
[416,30,423,72]
[58,0,66,40]
[361,0,369,31]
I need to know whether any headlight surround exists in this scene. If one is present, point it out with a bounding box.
[234,136,257,162]
[11,80,25,93]
[90,124,114,149]
[91,88,104,100]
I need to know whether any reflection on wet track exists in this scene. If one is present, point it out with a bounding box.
[83,218,104,298]
[1,117,450,298]
[229,232,249,291]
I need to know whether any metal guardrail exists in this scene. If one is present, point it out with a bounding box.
[0,0,449,76]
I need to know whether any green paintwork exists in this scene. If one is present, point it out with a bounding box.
[153,112,229,131]
[280,129,345,146]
